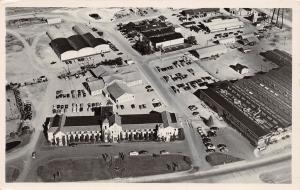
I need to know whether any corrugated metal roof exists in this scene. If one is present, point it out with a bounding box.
[194,88,269,138]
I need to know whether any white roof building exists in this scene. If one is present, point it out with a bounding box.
[83,78,105,96]
[201,18,244,33]
[46,17,62,25]
[105,81,135,104]
[196,44,228,59]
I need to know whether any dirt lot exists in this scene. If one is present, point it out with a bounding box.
[6,49,43,83]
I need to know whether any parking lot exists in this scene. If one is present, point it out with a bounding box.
[193,123,256,160]
[153,54,217,94]
[51,62,168,116]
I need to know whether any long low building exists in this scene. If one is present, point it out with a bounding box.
[149,32,185,49]
[199,18,244,33]
[195,44,227,59]
[45,106,180,145]
[181,8,219,17]
[47,24,110,61]
[194,52,291,149]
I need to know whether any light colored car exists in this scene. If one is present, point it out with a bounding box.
[129,151,139,156]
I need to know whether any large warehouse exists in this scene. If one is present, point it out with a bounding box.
[199,17,244,33]
[47,24,110,61]
[194,49,291,149]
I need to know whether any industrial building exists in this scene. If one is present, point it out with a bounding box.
[122,18,185,50]
[195,44,228,59]
[194,49,291,149]
[180,8,219,17]
[149,32,185,49]
[82,78,105,96]
[199,17,244,33]
[103,81,135,104]
[218,37,236,44]
[45,106,180,145]
[47,24,110,61]
[46,17,62,25]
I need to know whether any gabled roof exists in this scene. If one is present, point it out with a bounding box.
[106,81,132,100]
[85,78,105,92]
[90,65,109,78]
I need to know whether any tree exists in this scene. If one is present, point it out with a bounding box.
[133,39,152,55]
[139,132,143,140]
[129,133,133,141]
[185,36,197,45]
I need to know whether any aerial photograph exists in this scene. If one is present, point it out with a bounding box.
[5,7,292,183]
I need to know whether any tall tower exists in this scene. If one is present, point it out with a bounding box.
[271,8,284,29]
[101,118,110,142]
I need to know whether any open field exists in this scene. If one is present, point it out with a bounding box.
[36,154,191,182]
[6,158,25,182]
[206,152,243,166]
[24,131,193,181]
[6,7,60,16]
[6,49,43,83]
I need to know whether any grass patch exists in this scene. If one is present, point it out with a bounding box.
[37,154,191,182]
[205,152,243,166]
[6,167,20,182]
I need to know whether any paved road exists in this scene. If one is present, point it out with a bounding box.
[95,22,207,168]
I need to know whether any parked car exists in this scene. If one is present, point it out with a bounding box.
[202,138,211,143]
[210,126,219,131]
[217,144,227,148]
[207,130,217,137]
[192,112,199,116]
[32,151,36,159]
[129,151,139,156]
[206,149,215,153]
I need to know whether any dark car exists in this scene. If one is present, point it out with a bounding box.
[207,131,217,137]
[217,144,227,148]
[206,149,215,153]
[210,126,219,131]
[192,112,199,116]
[202,138,211,143]
[204,142,213,147]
